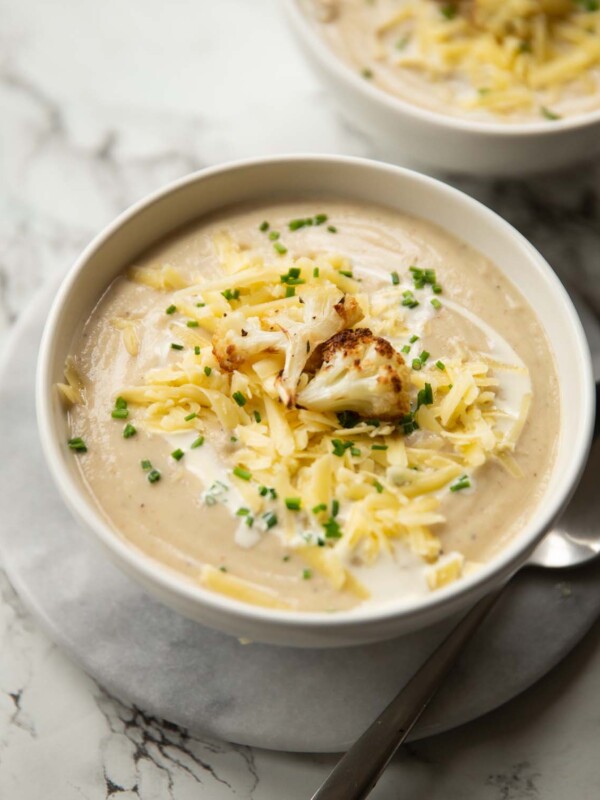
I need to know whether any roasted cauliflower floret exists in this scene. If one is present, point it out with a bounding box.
[296,328,411,420]
[276,291,364,406]
[212,312,287,372]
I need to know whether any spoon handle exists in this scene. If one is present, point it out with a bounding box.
[311,586,506,800]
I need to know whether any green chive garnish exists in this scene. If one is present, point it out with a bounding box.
[204,366,212,376]
[339,270,353,278]
[450,475,471,492]
[274,242,287,255]
[313,267,320,278]
[350,447,361,457]
[371,444,388,451]
[285,286,296,298]
[541,106,561,121]
[323,517,342,539]
[412,358,422,371]
[171,343,184,351]
[67,437,87,453]
[331,499,340,518]
[184,412,197,421]
[221,288,240,301]
[194,346,201,355]
[361,67,373,79]
[409,335,419,343]
[111,408,129,420]
[327,225,337,233]
[431,298,442,309]
[191,436,205,449]
[436,360,446,371]
[171,448,184,461]
[232,391,247,407]
[263,511,278,529]
[233,466,251,481]
[141,459,152,471]
[332,439,354,457]
[259,221,270,232]
[285,497,302,511]
[312,503,327,514]
[196,302,206,308]
[253,410,262,423]
[302,569,312,580]
[401,345,411,354]
[165,304,177,315]
[123,423,137,439]
[187,320,199,328]
[373,480,384,494]
[268,231,280,241]
[147,469,161,484]
[391,271,400,285]
[314,213,328,225]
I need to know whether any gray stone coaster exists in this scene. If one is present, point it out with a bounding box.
[1,281,599,754]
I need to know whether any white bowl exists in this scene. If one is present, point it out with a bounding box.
[285,0,600,177]
[36,155,594,647]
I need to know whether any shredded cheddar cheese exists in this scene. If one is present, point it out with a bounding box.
[374,0,600,116]
[117,232,531,598]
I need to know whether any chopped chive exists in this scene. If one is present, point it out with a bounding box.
[141,459,152,471]
[221,288,240,301]
[419,350,430,364]
[409,335,419,344]
[302,569,312,580]
[373,480,384,494]
[253,410,262,423]
[401,345,411,354]
[123,423,137,439]
[184,412,198,422]
[165,304,177,315]
[186,320,199,328]
[431,298,442,309]
[259,485,269,496]
[450,475,471,492]
[233,466,251,481]
[312,503,327,514]
[332,438,354,457]
[147,469,161,484]
[339,270,353,278]
[196,302,206,308]
[313,267,320,278]
[171,343,184,351]
[219,566,228,572]
[171,448,184,461]
[361,67,373,79]
[432,284,442,294]
[274,242,287,255]
[111,408,129,419]
[268,230,280,241]
[285,286,296,298]
[412,358,422,371]
[268,487,278,499]
[391,271,400,285]
[323,517,342,539]
[263,511,278,529]
[327,225,337,233]
[245,515,254,527]
[440,3,457,20]
[259,220,270,232]
[541,106,561,121]
[436,360,446,371]
[402,290,419,309]
[230,435,238,443]
[67,437,87,453]
[283,555,291,562]
[115,396,127,410]
[288,218,309,231]
[366,418,380,427]
[232,391,247,407]
[285,497,302,511]
[416,382,434,409]
[331,499,340,518]
[314,213,328,225]
[204,366,212,376]
[194,346,201,355]
[350,447,362,457]
[236,507,250,516]
[336,410,360,429]
[191,436,205,449]
[371,444,388,451]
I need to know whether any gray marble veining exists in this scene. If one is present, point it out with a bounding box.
[1,0,600,797]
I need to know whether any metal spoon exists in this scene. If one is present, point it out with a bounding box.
[312,388,599,800]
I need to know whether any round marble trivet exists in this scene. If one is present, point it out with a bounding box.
[1,281,599,754]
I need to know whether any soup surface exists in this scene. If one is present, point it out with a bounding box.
[61,199,559,613]
[306,0,600,123]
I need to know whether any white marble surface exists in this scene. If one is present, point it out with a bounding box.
[1,0,599,796]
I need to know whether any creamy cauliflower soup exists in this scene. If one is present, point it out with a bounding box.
[306,0,600,123]
[59,200,558,612]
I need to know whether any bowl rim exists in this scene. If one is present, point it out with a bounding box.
[36,153,596,634]
[285,0,600,138]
